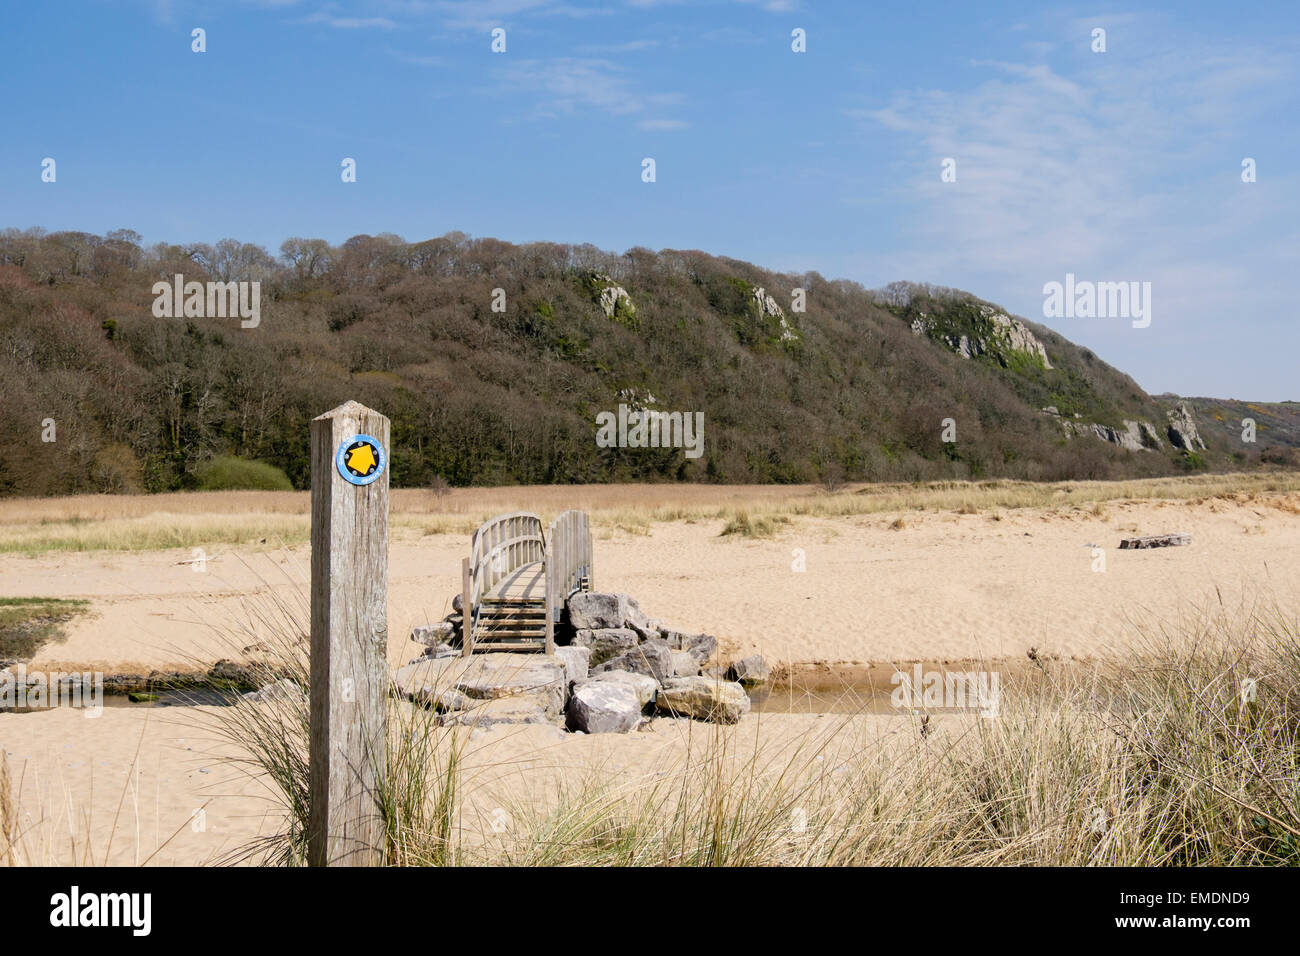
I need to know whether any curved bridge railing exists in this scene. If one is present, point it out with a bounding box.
[460,510,591,654]
[544,509,593,648]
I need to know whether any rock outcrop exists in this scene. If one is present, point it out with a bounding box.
[911,305,1052,369]
[592,273,635,320]
[1166,402,1207,451]
[1041,407,1162,452]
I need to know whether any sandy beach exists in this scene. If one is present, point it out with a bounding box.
[4,491,1297,674]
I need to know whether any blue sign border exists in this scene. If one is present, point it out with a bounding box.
[336,434,387,486]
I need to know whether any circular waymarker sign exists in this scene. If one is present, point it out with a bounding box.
[336,434,387,486]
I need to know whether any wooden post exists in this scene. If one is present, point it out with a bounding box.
[461,556,474,657]
[308,400,389,867]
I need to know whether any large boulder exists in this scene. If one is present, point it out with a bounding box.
[567,591,648,630]
[571,628,639,667]
[567,680,644,734]
[553,645,591,685]
[671,650,700,678]
[567,592,628,629]
[592,639,674,684]
[728,655,772,686]
[394,654,567,717]
[657,630,717,666]
[454,654,567,716]
[655,677,751,724]
[586,670,658,709]
[441,697,553,728]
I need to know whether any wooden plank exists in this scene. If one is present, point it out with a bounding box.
[308,400,389,867]
[461,556,473,657]
[1119,533,1191,549]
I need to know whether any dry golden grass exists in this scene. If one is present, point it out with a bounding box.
[2,472,1299,554]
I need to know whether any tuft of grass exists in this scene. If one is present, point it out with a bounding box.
[205,585,1300,867]
[719,510,791,538]
[0,597,90,663]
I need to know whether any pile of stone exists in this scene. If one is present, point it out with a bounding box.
[396,590,769,734]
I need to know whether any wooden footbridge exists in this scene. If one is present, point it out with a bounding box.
[460,510,593,655]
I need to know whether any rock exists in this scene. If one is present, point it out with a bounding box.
[655,677,751,724]
[452,593,463,613]
[393,660,475,712]
[681,633,718,666]
[568,592,626,629]
[728,655,772,686]
[592,639,674,684]
[207,659,261,689]
[567,680,644,734]
[241,678,304,704]
[622,595,650,631]
[416,642,458,661]
[1119,532,1191,549]
[553,645,591,685]
[412,622,456,646]
[567,591,647,630]
[912,306,1052,369]
[441,697,553,728]
[1166,402,1207,451]
[587,670,658,709]
[671,650,700,678]
[394,654,567,716]
[571,628,639,667]
[454,654,567,717]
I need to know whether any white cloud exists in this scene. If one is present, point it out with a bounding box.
[498,57,682,119]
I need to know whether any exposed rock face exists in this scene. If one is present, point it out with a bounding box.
[1041,408,1161,452]
[751,287,800,343]
[911,306,1052,369]
[655,677,751,724]
[983,307,1052,368]
[1166,402,1207,451]
[593,273,635,319]
[572,628,639,667]
[567,679,644,734]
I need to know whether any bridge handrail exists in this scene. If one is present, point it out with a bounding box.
[544,509,593,647]
[467,512,545,613]
[461,509,593,654]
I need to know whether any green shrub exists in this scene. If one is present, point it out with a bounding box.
[195,456,294,491]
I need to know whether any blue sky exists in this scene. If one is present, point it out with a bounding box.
[2,1,1297,399]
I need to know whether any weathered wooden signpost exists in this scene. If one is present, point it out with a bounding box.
[308,400,390,866]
